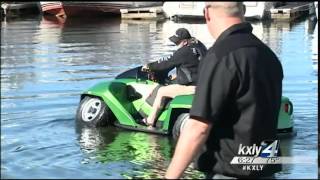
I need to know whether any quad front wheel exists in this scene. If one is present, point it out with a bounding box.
[76,96,110,127]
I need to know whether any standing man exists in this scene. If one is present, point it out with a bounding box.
[165,2,283,179]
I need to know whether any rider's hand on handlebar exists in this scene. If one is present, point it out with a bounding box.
[170,74,177,80]
[141,64,150,72]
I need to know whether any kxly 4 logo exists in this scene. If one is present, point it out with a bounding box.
[238,140,279,158]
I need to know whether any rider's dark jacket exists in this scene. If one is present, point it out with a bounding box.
[148,38,207,85]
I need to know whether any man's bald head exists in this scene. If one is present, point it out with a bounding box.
[205,2,245,18]
[203,2,246,39]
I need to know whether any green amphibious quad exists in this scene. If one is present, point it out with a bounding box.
[76,66,295,137]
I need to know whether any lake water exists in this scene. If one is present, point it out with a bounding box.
[1,15,318,179]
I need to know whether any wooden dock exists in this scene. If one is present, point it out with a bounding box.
[270,2,315,21]
[120,6,164,20]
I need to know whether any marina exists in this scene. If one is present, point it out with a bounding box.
[0,2,316,22]
[1,1,318,179]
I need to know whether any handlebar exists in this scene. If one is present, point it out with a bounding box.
[140,65,172,85]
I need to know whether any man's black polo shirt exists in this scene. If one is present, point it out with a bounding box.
[189,22,283,177]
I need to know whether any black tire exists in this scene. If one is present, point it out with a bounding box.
[172,113,189,141]
[76,96,110,127]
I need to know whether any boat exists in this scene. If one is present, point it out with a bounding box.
[163,2,284,20]
[163,2,205,20]
[40,2,64,17]
[40,1,163,18]
[243,2,285,20]
[1,2,40,17]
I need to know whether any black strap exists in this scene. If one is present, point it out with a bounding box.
[180,67,193,84]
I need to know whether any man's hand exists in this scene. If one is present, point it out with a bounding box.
[141,64,150,72]
[165,118,212,179]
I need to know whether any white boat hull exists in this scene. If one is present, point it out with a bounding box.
[244,2,279,20]
[163,1,278,20]
[163,2,205,19]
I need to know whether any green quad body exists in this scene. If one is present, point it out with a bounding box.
[76,66,294,137]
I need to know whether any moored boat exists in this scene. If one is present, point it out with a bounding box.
[40,1,163,18]
[40,2,64,17]
[243,2,284,20]
[162,2,284,20]
[162,2,205,19]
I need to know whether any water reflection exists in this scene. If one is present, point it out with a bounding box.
[250,18,312,56]
[75,123,206,178]
[310,19,318,74]
[74,122,298,178]
[1,18,40,92]
[75,124,117,154]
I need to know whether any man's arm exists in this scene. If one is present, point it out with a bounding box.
[165,117,212,179]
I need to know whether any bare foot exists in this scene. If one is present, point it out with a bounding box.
[142,118,153,126]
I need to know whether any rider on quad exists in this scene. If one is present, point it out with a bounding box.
[140,28,207,128]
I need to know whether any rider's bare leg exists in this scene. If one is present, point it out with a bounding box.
[146,85,196,127]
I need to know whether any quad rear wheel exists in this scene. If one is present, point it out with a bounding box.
[76,96,110,127]
[172,113,189,141]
